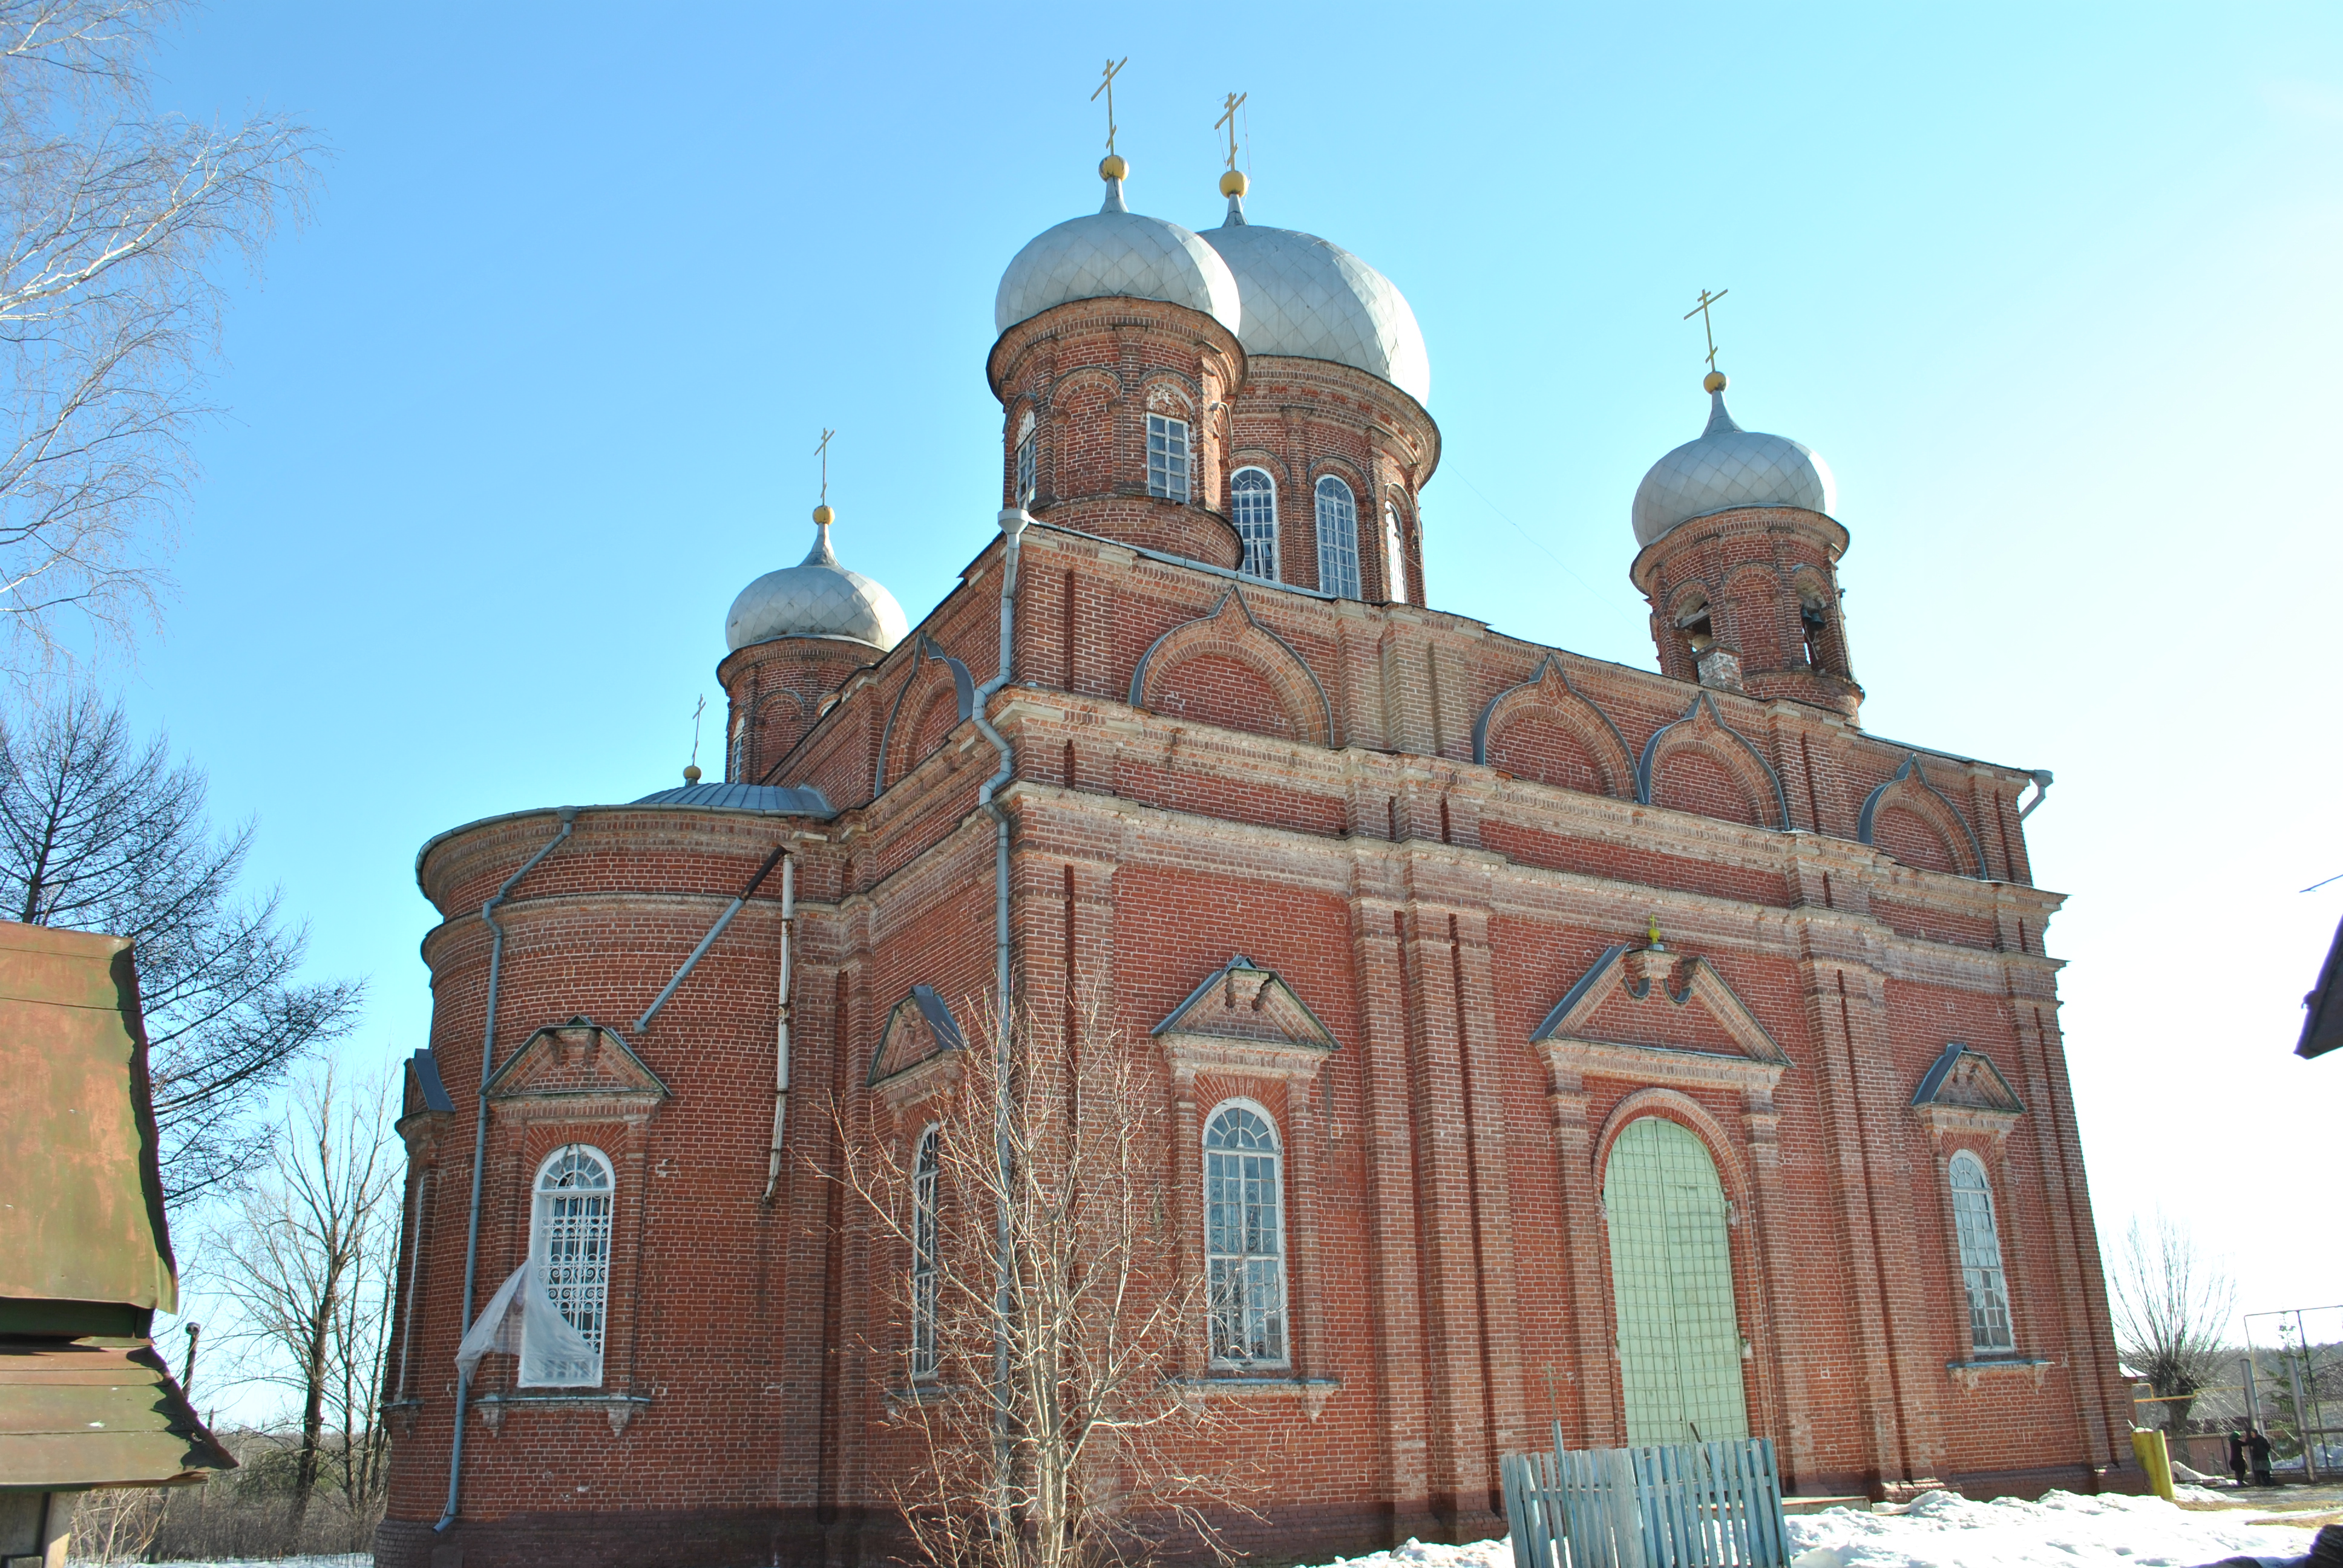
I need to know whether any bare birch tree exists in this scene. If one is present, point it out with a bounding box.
[833,993,1254,1568]
[0,690,363,1204]
[206,1060,399,1534]
[2112,1212,2237,1436]
[0,0,319,675]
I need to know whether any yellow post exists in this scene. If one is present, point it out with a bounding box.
[2131,1427,2176,1501]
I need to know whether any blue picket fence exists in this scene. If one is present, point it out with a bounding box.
[1501,1431,1790,1568]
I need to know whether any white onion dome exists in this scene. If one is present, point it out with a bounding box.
[725,512,908,654]
[1199,187,1430,406]
[995,162,1242,337]
[1632,378,1838,547]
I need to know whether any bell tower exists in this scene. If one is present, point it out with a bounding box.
[1630,366,1861,720]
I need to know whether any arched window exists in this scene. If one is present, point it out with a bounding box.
[525,1146,613,1387]
[1015,430,1037,508]
[1948,1152,2014,1353]
[1147,414,1190,503]
[911,1126,940,1379]
[1204,1102,1288,1367]
[1674,588,1715,666]
[1383,501,1410,606]
[1314,477,1359,599]
[1796,581,1831,671]
[1231,467,1279,581]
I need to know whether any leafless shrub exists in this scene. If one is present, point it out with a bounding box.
[830,989,1256,1568]
[2112,1212,2237,1436]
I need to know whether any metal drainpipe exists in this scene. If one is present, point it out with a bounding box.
[437,806,578,1534]
[761,852,795,1203]
[971,506,1026,1487]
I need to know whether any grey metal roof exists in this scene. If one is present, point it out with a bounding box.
[1201,200,1430,405]
[630,781,836,817]
[726,520,908,654]
[1632,386,1837,547]
[995,177,1241,336]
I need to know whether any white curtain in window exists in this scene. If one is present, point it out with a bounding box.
[1315,477,1358,599]
[1204,1103,1287,1366]
[1383,501,1409,605]
[1948,1152,2014,1352]
[1231,468,1278,580]
[523,1146,613,1386]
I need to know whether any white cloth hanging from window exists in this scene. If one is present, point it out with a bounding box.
[454,1261,600,1386]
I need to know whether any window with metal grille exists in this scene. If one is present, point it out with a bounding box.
[1383,501,1409,605]
[1315,477,1359,598]
[911,1125,940,1379]
[1948,1152,2015,1352]
[1204,1102,1287,1367]
[525,1146,612,1387]
[1147,414,1189,502]
[1231,467,1278,580]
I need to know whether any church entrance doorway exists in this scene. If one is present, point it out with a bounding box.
[1603,1115,1750,1445]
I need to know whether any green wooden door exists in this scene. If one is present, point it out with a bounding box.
[1603,1116,1750,1445]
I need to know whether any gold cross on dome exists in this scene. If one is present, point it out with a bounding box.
[1092,57,1128,155]
[813,427,835,504]
[1683,287,1729,373]
[1216,90,1248,171]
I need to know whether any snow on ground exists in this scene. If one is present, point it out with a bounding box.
[144,1557,372,1568]
[1305,1490,2318,1568]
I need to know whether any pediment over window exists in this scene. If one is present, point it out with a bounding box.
[485,1017,670,1116]
[1153,955,1338,1082]
[869,985,968,1099]
[1911,1042,2024,1137]
[1531,944,1789,1093]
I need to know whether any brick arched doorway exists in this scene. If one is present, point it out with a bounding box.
[1603,1116,1749,1445]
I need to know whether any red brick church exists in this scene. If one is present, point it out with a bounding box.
[381,151,2137,1568]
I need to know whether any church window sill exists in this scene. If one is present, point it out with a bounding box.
[471,1390,650,1436]
[1168,1374,1341,1420]
[1946,1356,2051,1391]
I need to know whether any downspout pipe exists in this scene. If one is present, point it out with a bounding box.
[2018,769,2054,820]
[972,506,1026,1487]
[761,852,795,1203]
[439,806,578,1533]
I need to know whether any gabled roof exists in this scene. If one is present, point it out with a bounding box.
[1911,1042,2025,1115]
[485,1017,671,1102]
[1153,955,1340,1054]
[870,985,968,1088]
[1533,944,1789,1067]
[2299,913,2343,1060]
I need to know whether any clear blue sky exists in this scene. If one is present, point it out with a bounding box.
[137,1,2339,1348]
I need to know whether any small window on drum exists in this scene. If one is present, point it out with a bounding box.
[1147,414,1190,503]
[1383,501,1409,606]
[1674,589,1715,662]
[1798,583,1830,670]
[1231,467,1279,580]
[1315,477,1360,599]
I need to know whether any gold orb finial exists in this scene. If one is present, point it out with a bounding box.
[1219,168,1248,198]
[1703,370,1728,394]
[812,503,834,526]
[1100,153,1129,181]
[683,763,703,785]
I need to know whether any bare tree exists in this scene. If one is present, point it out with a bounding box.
[206,1060,399,1534]
[0,0,319,675]
[2112,1212,2237,1437]
[833,992,1254,1568]
[0,691,363,1204]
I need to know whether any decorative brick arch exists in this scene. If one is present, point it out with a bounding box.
[1472,653,1636,798]
[876,635,974,794]
[1129,587,1332,747]
[1637,693,1792,829]
[1591,1086,1752,1211]
[1858,753,1984,877]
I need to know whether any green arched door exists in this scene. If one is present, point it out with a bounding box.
[1603,1116,1750,1445]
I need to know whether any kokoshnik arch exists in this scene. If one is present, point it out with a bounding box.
[381,146,2128,1568]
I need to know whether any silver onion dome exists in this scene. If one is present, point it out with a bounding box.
[725,516,909,654]
[1199,192,1430,406]
[996,168,1241,336]
[1631,381,1837,547]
